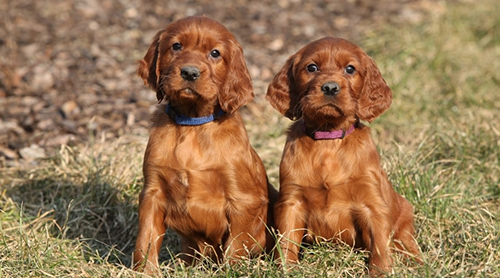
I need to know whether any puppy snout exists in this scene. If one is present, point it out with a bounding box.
[180,66,201,81]
[321,82,340,96]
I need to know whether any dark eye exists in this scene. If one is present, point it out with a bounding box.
[210,49,221,58]
[306,64,319,73]
[345,65,356,74]
[172,42,182,51]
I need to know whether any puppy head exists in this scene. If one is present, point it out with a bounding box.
[138,16,253,114]
[266,37,392,127]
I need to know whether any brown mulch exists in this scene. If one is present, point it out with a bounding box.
[0,0,432,164]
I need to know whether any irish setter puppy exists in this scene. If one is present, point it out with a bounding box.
[266,37,420,275]
[133,16,276,274]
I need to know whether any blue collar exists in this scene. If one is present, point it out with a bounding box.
[166,103,225,126]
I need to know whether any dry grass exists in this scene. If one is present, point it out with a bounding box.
[1,0,499,277]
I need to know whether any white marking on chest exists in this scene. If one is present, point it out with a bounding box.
[178,171,189,187]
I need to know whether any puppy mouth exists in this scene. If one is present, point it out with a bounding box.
[172,87,201,104]
[180,87,196,95]
[179,87,196,94]
[320,103,344,116]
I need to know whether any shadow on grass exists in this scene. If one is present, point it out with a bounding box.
[4,176,179,268]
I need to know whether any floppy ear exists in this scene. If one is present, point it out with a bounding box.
[357,56,392,122]
[265,55,301,120]
[137,30,166,102]
[219,40,254,114]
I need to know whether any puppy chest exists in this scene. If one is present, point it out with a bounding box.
[166,169,229,238]
[175,169,227,205]
[303,192,357,245]
[298,181,357,234]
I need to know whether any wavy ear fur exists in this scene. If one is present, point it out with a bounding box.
[357,55,392,122]
[219,39,254,114]
[137,30,166,102]
[265,55,301,120]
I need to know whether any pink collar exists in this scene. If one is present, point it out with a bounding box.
[304,121,357,140]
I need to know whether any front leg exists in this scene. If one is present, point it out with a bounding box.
[224,197,268,261]
[357,207,393,276]
[133,187,167,274]
[274,186,307,264]
[392,195,421,262]
[368,225,392,276]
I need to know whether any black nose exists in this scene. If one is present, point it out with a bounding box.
[180,66,200,81]
[321,82,340,96]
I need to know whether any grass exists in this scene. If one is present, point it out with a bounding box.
[1,0,499,276]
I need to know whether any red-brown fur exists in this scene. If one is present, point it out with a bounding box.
[266,37,420,275]
[133,16,277,274]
